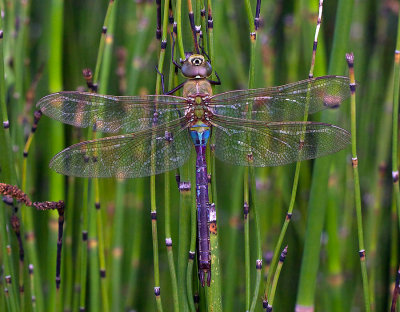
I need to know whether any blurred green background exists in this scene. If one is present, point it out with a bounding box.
[0,0,399,311]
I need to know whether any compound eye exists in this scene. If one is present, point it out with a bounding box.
[192,58,203,66]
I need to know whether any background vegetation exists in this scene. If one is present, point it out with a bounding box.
[0,0,399,311]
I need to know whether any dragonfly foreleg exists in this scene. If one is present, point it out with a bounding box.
[208,70,221,86]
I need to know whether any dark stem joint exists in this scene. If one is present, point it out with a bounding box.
[256,259,262,270]
[95,202,100,210]
[165,238,172,247]
[264,251,273,265]
[102,26,107,34]
[279,246,288,262]
[23,151,28,158]
[263,300,268,309]
[151,211,157,220]
[28,264,34,274]
[346,52,354,66]
[154,287,161,296]
[56,277,61,288]
[3,120,10,128]
[179,181,191,192]
[188,250,195,260]
[82,231,88,241]
[100,269,106,278]
[350,83,356,93]
[243,202,249,219]
[286,213,292,220]
[359,249,365,260]
[160,40,167,49]
[250,32,256,40]
[194,293,200,303]
[0,30,3,39]
[393,171,399,183]
[5,275,11,284]
[201,9,206,17]
[208,19,213,29]
[313,40,318,51]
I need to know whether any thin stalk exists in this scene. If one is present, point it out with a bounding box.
[392,5,400,234]
[346,52,371,312]
[204,1,222,310]
[175,0,186,60]
[243,0,259,310]
[244,168,250,310]
[0,5,19,311]
[79,180,89,311]
[47,0,65,308]
[151,177,163,312]
[268,246,288,310]
[249,167,262,312]
[178,180,191,312]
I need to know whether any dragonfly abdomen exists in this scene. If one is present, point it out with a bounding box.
[195,143,211,287]
[190,124,212,287]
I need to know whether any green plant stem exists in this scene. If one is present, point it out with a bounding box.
[175,0,186,60]
[249,167,262,312]
[47,0,65,308]
[79,180,89,311]
[346,53,371,312]
[392,6,400,234]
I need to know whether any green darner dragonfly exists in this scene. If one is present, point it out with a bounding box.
[37,53,351,287]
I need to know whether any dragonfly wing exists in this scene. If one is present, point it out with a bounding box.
[208,76,350,122]
[211,115,350,167]
[37,92,187,133]
[49,118,192,178]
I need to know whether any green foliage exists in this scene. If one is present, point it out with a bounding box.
[0,0,398,311]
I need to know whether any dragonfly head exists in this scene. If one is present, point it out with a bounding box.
[181,54,212,79]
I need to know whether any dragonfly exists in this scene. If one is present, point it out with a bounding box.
[37,53,351,287]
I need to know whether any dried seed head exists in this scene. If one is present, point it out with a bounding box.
[0,183,32,206]
[33,200,64,213]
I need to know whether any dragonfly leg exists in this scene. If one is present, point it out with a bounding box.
[207,270,211,287]
[208,70,221,85]
[154,66,185,95]
[170,30,183,70]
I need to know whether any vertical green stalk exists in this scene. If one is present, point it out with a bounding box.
[175,0,186,60]
[47,0,65,308]
[243,0,260,311]
[346,52,371,312]
[0,11,18,312]
[392,5,400,233]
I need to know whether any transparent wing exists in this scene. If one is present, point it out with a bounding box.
[37,91,188,133]
[208,76,350,121]
[211,115,350,167]
[49,118,191,178]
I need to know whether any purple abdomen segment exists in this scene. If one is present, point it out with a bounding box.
[190,126,211,287]
[195,144,211,286]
